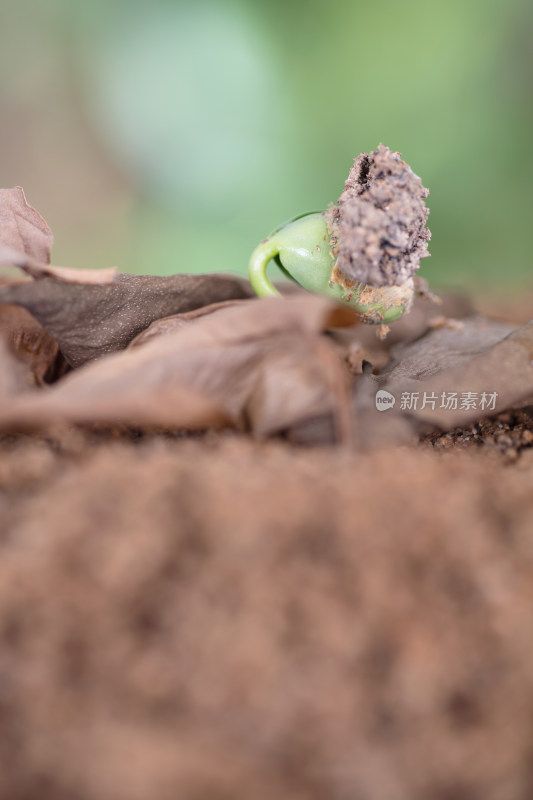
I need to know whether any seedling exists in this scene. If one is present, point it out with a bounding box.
[249,145,430,326]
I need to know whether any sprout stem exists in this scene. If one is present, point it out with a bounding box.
[248,238,281,297]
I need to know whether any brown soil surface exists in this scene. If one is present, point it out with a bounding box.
[2,294,533,800]
[1,409,533,800]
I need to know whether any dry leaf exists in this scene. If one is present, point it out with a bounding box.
[354,317,533,447]
[405,320,533,428]
[0,245,118,285]
[0,272,255,367]
[129,300,248,348]
[131,298,355,440]
[380,316,516,381]
[0,188,117,283]
[0,295,356,441]
[128,294,357,350]
[0,303,68,386]
[0,187,53,263]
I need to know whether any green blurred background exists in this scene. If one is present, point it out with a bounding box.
[1,0,531,290]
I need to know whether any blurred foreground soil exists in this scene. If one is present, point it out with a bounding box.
[1,294,533,800]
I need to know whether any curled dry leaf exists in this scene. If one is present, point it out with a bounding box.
[0,273,255,367]
[0,187,53,263]
[0,189,117,284]
[0,303,68,386]
[0,295,357,441]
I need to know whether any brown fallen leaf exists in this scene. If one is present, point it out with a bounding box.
[0,187,53,263]
[354,316,533,447]
[380,315,516,381]
[0,303,68,386]
[0,295,356,442]
[129,299,248,348]
[404,320,533,428]
[244,334,351,439]
[130,297,350,438]
[129,295,357,350]
[0,272,255,367]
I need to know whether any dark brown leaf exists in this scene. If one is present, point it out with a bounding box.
[0,272,255,367]
[0,187,53,263]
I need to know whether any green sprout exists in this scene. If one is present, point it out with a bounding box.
[248,145,431,326]
[249,211,414,325]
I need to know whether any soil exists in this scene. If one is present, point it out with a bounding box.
[2,300,533,799]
